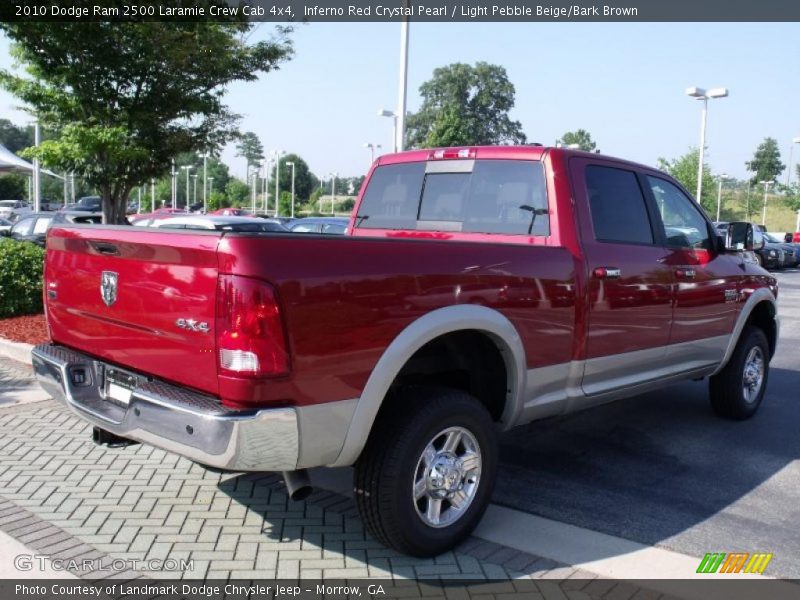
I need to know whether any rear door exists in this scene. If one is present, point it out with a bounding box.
[45,225,222,396]
[570,159,674,397]
[643,175,740,368]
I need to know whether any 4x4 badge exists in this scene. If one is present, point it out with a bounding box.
[101,271,118,307]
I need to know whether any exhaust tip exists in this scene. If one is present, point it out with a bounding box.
[92,426,139,448]
[282,469,313,502]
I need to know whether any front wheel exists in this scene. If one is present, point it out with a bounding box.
[709,327,770,420]
[354,386,498,557]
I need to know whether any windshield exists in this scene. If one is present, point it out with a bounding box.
[763,233,782,243]
[0,201,17,207]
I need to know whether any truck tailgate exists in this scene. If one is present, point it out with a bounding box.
[45,225,221,396]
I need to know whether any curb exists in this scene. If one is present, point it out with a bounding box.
[0,337,33,366]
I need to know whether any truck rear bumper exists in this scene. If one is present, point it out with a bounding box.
[31,343,299,471]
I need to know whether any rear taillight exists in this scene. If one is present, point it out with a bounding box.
[216,274,289,378]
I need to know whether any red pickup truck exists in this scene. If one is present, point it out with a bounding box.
[33,146,779,556]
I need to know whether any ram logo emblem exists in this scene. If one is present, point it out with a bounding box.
[100,271,118,307]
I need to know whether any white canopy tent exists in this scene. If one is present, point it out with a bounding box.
[0,142,66,209]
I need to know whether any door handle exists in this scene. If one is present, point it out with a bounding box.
[675,268,696,279]
[593,267,621,279]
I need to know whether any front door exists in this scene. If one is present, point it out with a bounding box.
[570,159,674,397]
[643,175,740,368]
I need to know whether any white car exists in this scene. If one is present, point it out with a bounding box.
[0,200,33,222]
[135,215,288,233]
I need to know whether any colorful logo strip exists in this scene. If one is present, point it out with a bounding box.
[696,552,773,574]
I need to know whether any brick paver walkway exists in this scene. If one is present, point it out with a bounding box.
[0,357,682,599]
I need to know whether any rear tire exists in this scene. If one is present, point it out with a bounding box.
[354,386,498,557]
[709,327,769,420]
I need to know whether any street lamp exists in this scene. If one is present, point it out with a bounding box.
[329,172,338,215]
[273,150,286,216]
[180,165,193,210]
[715,174,729,222]
[202,152,209,214]
[285,161,296,218]
[207,177,214,199]
[150,178,156,212]
[787,137,800,186]
[378,109,398,153]
[760,180,774,226]
[364,142,382,165]
[171,160,177,209]
[192,174,198,206]
[685,86,729,203]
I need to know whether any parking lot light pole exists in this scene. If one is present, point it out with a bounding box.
[716,173,729,222]
[171,160,177,209]
[273,150,285,216]
[192,174,198,205]
[364,143,381,165]
[378,109,398,153]
[286,161,296,218]
[330,172,338,215]
[180,165,193,210]
[207,177,214,200]
[150,178,156,211]
[685,86,728,203]
[760,180,774,226]
[202,152,208,213]
[787,137,800,186]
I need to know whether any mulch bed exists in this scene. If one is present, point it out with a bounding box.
[0,313,48,345]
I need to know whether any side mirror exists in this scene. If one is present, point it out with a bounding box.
[724,222,754,252]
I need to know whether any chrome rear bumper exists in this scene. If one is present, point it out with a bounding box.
[31,343,299,471]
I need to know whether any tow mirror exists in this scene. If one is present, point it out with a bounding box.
[724,222,754,252]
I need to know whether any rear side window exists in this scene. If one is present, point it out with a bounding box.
[357,160,548,235]
[585,165,654,245]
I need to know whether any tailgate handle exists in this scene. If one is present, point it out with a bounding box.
[90,241,119,256]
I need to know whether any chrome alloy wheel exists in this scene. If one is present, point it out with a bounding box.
[413,426,482,528]
[742,346,765,404]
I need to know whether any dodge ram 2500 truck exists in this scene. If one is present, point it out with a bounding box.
[32,146,779,556]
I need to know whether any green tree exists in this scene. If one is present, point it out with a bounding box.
[235,132,265,180]
[207,190,226,212]
[0,119,31,153]
[745,137,785,185]
[268,153,318,203]
[406,62,526,148]
[557,129,597,152]
[225,178,250,207]
[277,190,293,217]
[0,17,292,223]
[657,148,715,210]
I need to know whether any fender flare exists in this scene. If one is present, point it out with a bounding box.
[329,304,527,467]
[709,287,779,377]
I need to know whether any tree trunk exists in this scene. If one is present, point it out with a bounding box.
[101,186,131,225]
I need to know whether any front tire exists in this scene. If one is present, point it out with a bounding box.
[709,326,770,420]
[354,386,498,557]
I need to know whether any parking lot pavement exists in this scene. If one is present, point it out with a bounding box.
[1,375,639,597]
[495,270,800,579]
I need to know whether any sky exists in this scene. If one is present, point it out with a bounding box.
[0,22,798,182]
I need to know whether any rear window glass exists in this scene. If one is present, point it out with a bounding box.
[357,160,548,235]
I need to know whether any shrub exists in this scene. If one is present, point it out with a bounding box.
[0,239,45,318]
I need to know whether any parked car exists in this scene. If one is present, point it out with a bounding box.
[50,210,103,226]
[0,200,32,221]
[140,215,288,233]
[289,216,349,235]
[716,221,782,269]
[0,217,12,233]
[210,207,251,216]
[764,232,799,267]
[34,146,778,557]
[4,212,53,246]
[71,196,102,212]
